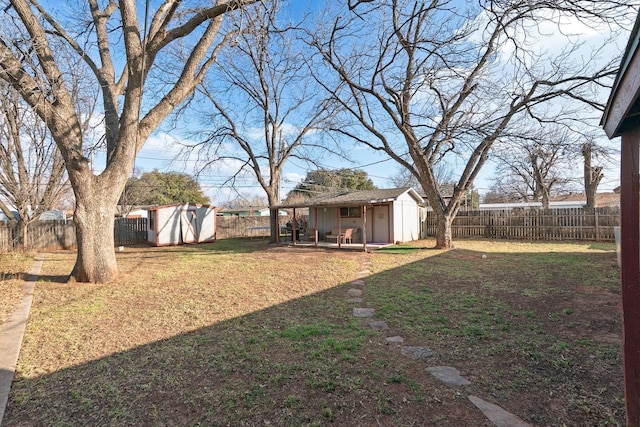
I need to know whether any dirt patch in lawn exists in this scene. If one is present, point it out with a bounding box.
[2,238,623,426]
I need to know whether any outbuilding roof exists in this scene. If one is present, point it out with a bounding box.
[278,187,425,208]
[601,11,640,137]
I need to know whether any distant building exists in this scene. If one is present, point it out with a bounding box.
[479,192,619,210]
[217,206,288,217]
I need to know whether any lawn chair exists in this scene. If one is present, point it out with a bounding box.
[340,228,354,244]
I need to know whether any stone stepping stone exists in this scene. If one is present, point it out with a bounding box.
[468,395,533,427]
[385,336,404,343]
[353,308,375,317]
[347,288,363,297]
[426,366,471,386]
[350,279,366,286]
[346,297,363,303]
[357,270,371,277]
[369,321,389,330]
[400,346,435,360]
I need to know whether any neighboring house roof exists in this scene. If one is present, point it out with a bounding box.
[479,192,620,210]
[0,209,66,221]
[549,192,619,207]
[0,210,19,221]
[217,206,287,216]
[279,187,425,208]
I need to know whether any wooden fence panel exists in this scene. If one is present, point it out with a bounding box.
[114,218,148,246]
[424,207,619,241]
[0,218,149,252]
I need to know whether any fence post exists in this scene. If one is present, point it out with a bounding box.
[595,209,600,241]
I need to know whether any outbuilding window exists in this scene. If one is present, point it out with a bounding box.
[340,207,361,218]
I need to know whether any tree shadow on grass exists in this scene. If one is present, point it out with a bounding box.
[2,246,624,427]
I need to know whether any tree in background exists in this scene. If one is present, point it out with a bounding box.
[491,126,578,209]
[195,1,336,243]
[119,170,210,213]
[224,194,268,208]
[0,0,255,282]
[582,138,605,208]
[0,83,69,248]
[310,0,635,248]
[287,168,377,200]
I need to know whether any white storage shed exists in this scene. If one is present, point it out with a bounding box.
[147,203,216,246]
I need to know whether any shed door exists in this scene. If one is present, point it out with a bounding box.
[372,204,390,243]
[181,208,198,243]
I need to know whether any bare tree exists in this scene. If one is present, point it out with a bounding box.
[0,82,69,248]
[195,1,336,243]
[0,0,256,282]
[0,47,97,248]
[582,138,605,208]
[309,0,635,248]
[491,126,578,209]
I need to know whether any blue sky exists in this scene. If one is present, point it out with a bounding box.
[117,0,626,206]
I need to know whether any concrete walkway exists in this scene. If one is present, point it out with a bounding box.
[0,255,43,424]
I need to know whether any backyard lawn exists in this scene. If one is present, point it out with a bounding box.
[0,238,623,426]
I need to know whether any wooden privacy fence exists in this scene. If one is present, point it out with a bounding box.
[114,218,148,246]
[424,207,619,241]
[216,216,291,239]
[0,218,148,252]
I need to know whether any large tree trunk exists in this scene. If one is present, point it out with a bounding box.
[435,212,454,249]
[20,220,27,251]
[269,208,279,244]
[583,143,603,208]
[70,190,119,283]
[266,186,280,245]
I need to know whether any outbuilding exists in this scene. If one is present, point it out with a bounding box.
[600,9,640,425]
[279,187,425,249]
[147,203,216,246]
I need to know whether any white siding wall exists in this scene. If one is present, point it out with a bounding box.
[393,192,421,242]
[157,205,182,245]
[196,206,217,242]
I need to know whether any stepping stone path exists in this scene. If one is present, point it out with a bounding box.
[426,366,471,386]
[347,254,529,427]
[352,308,375,317]
[368,320,389,330]
[401,346,435,360]
[468,396,533,427]
[347,288,363,297]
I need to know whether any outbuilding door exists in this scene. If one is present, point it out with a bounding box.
[180,207,198,243]
[372,204,390,243]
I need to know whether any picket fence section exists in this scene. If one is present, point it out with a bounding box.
[424,207,619,241]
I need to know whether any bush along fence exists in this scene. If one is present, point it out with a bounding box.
[424,207,619,241]
[0,218,149,252]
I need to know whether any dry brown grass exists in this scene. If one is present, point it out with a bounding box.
[0,252,34,324]
[3,238,623,426]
